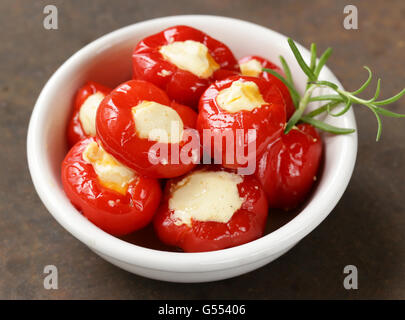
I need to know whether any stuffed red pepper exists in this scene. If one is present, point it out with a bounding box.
[153,167,268,252]
[62,137,162,235]
[67,81,111,146]
[197,75,286,172]
[96,79,199,178]
[132,25,239,108]
[239,55,295,119]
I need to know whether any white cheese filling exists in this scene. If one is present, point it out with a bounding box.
[216,80,266,113]
[82,141,135,195]
[240,59,263,77]
[78,92,105,136]
[159,40,220,78]
[131,101,184,144]
[169,170,244,227]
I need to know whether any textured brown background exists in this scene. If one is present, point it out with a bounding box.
[0,0,404,299]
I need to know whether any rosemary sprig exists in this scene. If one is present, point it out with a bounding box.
[263,38,405,141]
[310,76,405,140]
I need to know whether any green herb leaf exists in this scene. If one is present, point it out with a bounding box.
[369,78,381,102]
[374,88,405,106]
[309,80,339,90]
[372,106,405,118]
[313,47,332,79]
[309,94,342,102]
[351,66,372,95]
[287,38,316,81]
[369,107,383,141]
[279,55,294,86]
[310,43,317,72]
[306,101,342,118]
[301,116,356,134]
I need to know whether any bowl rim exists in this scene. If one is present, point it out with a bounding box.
[27,14,357,273]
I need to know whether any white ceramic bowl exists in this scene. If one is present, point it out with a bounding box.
[27,15,357,283]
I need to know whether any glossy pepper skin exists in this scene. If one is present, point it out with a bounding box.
[197,75,286,171]
[96,79,199,179]
[132,25,239,108]
[239,55,295,119]
[256,123,323,210]
[61,137,162,236]
[153,167,268,252]
[67,81,111,147]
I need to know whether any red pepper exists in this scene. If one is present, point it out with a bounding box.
[153,167,268,252]
[197,75,286,171]
[96,79,199,179]
[67,81,111,147]
[256,123,323,210]
[132,25,239,108]
[61,137,162,235]
[239,55,295,119]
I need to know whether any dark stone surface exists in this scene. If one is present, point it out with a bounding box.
[0,0,404,299]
